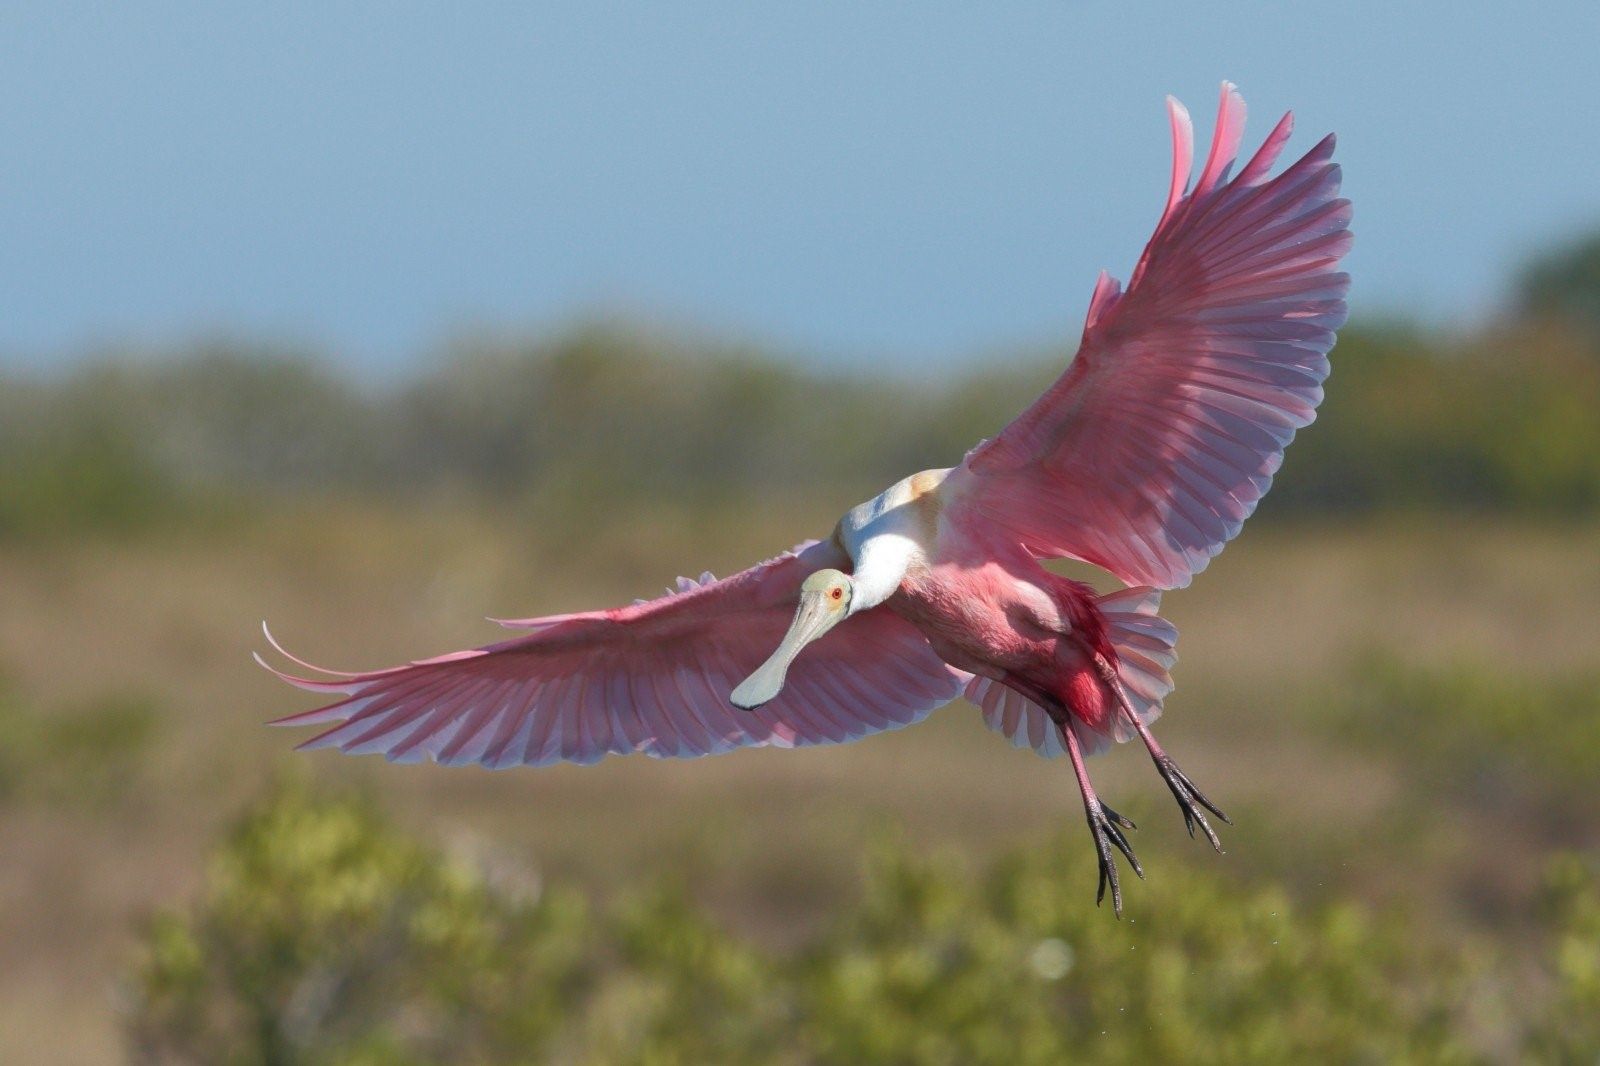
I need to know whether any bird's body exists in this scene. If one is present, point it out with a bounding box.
[834,466,1123,743]
[263,83,1351,914]
[898,564,1114,739]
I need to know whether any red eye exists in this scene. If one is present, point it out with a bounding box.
[830,587,843,601]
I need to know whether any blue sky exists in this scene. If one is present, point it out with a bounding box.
[2,2,1595,372]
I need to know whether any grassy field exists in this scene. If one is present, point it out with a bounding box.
[1,504,1597,1062]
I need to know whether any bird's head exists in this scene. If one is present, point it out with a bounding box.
[729,568,853,710]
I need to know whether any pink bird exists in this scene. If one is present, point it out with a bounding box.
[262,83,1350,915]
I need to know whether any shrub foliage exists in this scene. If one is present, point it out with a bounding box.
[122,782,1600,1064]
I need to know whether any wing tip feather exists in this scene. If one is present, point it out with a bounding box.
[261,621,359,677]
[1085,270,1124,332]
[1164,95,1195,219]
[1194,79,1248,199]
[254,649,358,696]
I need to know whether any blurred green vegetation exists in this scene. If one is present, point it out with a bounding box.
[6,233,1600,543]
[1518,232,1600,344]
[124,780,1600,1065]
[1324,654,1600,818]
[1534,854,1600,1063]
[0,372,181,538]
[0,675,157,807]
[126,779,592,1066]
[1275,319,1600,515]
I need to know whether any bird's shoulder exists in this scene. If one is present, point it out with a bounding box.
[834,467,953,559]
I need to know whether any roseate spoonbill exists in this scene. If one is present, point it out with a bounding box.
[262,83,1350,915]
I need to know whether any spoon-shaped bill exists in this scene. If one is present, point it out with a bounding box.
[730,589,845,709]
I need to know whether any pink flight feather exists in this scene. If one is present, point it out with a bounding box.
[948,82,1351,590]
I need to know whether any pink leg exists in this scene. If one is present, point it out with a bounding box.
[1094,654,1232,851]
[1059,718,1143,917]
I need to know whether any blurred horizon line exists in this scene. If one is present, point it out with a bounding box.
[0,283,1532,383]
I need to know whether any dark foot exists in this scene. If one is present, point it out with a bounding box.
[1153,753,1233,852]
[1101,802,1136,833]
[1085,798,1143,917]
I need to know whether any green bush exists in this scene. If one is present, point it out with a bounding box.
[1267,321,1600,516]
[1533,854,1600,1063]
[590,885,795,1065]
[1518,232,1600,344]
[125,779,593,1065]
[126,784,1496,1065]
[0,412,179,538]
[798,836,1468,1065]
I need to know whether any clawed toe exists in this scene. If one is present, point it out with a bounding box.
[1088,801,1143,917]
[1155,754,1231,852]
[1100,802,1137,832]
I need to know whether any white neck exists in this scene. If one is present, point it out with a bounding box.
[848,532,918,614]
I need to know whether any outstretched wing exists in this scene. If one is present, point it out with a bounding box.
[261,539,967,767]
[944,83,1351,589]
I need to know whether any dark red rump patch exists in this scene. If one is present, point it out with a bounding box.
[1044,573,1117,665]
[1039,572,1119,734]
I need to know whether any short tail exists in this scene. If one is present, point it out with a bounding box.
[965,586,1178,758]
[1095,586,1179,743]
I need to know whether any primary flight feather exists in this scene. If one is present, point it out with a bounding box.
[262,83,1351,915]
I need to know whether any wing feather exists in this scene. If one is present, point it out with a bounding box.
[944,83,1351,589]
[263,539,967,766]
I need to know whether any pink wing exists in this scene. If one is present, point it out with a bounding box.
[260,540,967,767]
[944,83,1351,589]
